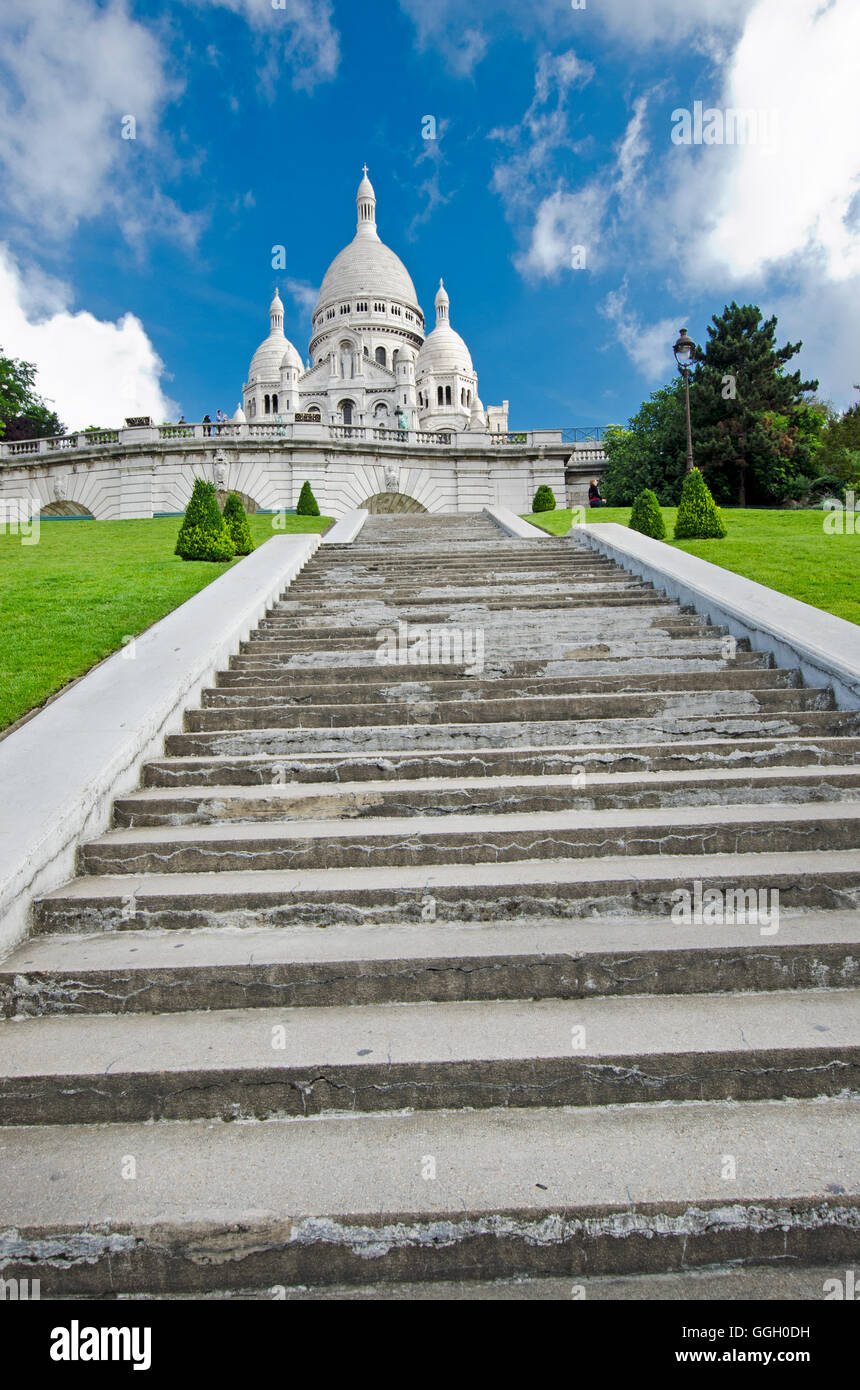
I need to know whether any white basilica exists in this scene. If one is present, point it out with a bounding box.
[240,169,509,436]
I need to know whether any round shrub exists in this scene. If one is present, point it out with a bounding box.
[532,485,556,513]
[629,489,666,540]
[673,468,727,540]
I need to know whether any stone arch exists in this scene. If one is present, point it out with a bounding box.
[216,488,260,514]
[359,492,428,514]
[39,500,95,519]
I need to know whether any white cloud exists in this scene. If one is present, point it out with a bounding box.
[515,185,610,278]
[187,0,340,92]
[679,0,860,284]
[599,279,687,381]
[283,277,320,319]
[0,0,194,245]
[0,246,178,431]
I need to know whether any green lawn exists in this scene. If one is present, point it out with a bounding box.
[0,512,332,732]
[522,507,860,626]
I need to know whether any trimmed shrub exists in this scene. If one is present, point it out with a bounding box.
[296,480,320,516]
[673,468,727,540]
[629,489,666,540]
[175,479,236,562]
[223,491,255,555]
[532,485,556,513]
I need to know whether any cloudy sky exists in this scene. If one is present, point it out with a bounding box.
[0,0,857,429]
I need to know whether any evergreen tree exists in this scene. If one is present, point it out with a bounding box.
[532,484,556,512]
[175,479,236,561]
[296,480,320,516]
[223,492,255,555]
[628,489,667,540]
[674,467,727,539]
[689,302,820,505]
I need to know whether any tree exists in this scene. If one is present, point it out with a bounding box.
[674,467,727,539]
[532,484,556,512]
[296,480,320,516]
[223,492,254,555]
[0,348,64,440]
[689,303,820,505]
[600,384,689,506]
[175,479,236,561]
[629,489,667,540]
[814,390,860,487]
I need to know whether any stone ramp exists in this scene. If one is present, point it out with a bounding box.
[1,511,859,1297]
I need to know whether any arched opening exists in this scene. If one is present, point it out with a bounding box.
[306,406,322,421]
[39,500,95,519]
[373,402,389,420]
[271,393,278,413]
[264,394,271,414]
[445,386,452,405]
[216,488,260,515]
[359,492,428,514]
[437,386,444,406]
[338,399,356,425]
[375,346,387,367]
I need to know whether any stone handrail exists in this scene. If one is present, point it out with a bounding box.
[0,422,606,461]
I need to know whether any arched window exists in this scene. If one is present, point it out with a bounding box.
[437,386,444,405]
[307,406,321,421]
[272,393,278,413]
[339,400,355,425]
[375,346,387,366]
[445,386,452,405]
[467,390,471,405]
[392,349,400,366]
[264,394,270,414]
[249,398,256,417]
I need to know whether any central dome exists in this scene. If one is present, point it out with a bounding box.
[317,239,419,309]
[313,169,420,316]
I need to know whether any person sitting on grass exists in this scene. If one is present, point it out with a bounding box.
[588,478,605,508]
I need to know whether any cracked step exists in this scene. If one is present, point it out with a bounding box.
[111,765,860,827]
[31,849,860,934]
[141,737,860,788]
[4,910,860,1017]
[77,802,860,876]
[1,988,858,1125]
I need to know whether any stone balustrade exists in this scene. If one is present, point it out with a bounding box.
[0,420,609,463]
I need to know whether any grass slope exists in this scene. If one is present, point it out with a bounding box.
[521,508,859,626]
[0,513,331,732]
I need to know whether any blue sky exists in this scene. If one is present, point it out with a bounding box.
[1,0,858,430]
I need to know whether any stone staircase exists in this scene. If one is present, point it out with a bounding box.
[1,511,859,1298]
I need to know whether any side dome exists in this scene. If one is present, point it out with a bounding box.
[416,279,474,376]
[247,289,303,382]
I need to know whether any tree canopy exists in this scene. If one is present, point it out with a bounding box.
[0,348,64,441]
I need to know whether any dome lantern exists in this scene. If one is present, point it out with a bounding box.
[356,164,377,237]
[435,278,450,325]
[269,288,284,335]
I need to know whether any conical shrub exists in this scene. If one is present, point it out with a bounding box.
[296,480,320,516]
[673,467,727,539]
[175,479,236,561]
[629,488,667,540]
[532,484,556,513]
[223,491,255,556]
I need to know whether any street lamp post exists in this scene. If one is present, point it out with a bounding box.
[673,327,696,474]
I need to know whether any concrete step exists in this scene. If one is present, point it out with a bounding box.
[0,1096,857,1294]
[4,911,859,1017]
[162,709,860,758]
[78,802,860,876]
[226,646,768,677]
[205,668,800,706]
[32,849,860,933]
[142,735,860,787]
[2,988,858,1125]
[113,765,860,827]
